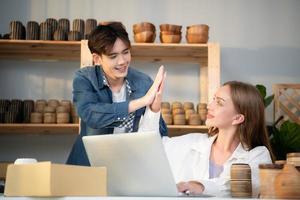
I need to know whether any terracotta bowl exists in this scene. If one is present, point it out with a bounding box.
[186,33,208,44]
[160,31,182,35]
[133,22,155,34]
[187,24,209,34]
[160,24,182,34]
[160,34,181,43]
[134,31,156,43]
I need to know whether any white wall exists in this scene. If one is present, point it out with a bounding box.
[0,0,300,163]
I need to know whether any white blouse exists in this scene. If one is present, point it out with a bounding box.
[162,133,272,197]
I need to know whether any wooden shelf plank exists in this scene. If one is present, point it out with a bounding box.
[0,123,208,136]
[0,124,79,135]
[0,40,210,64]
[131,43,209,64]
[0,40,80,61]
[167,125,208,137]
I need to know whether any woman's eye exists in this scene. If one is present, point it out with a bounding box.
[216,100,223,106]
[109,55,117,59]
[123,50,129,55]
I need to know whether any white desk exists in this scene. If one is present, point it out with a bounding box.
[0,195,256,200]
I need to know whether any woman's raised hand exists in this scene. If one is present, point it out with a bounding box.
[128,65,166,113]
[150,68,166,112]
[143,65,165,107]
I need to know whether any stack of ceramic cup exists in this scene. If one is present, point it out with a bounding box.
[22,100,34,123]
[10,21,25,40]
[31,99,46,123]
[56,100,71,124]
[197,103,207,124]
[70,19,84,40]
[45,18,58,35]
[84,18,97,39]
[161,102,172,125]
[172,102,185,125]
[71,104,79,123]
[30,99,74,124]
[43,99,58,123]
[58,18,70,33]
[186,24,209,44]
[53,18,70,41]
[230,163,252,198]
[26,21,39,40]
[183,102,200,125]
[5,99,23,123]
[159,24,182,43]
[161,101,207,125]
[133,22,156,43]
[39,21,53,40]
[0,100,10,123]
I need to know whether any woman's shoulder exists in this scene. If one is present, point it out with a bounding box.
[248,145,272,162]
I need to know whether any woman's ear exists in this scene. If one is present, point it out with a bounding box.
[92,53,102,65]
[232,114,245,125]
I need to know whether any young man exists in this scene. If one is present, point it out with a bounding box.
[67,22,167,166]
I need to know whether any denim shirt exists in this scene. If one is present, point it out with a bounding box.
[67,66,168,166]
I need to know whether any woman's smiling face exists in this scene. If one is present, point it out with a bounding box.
[206,85,240,129]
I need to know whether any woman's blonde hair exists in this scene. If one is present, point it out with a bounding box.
[208,81,274,160]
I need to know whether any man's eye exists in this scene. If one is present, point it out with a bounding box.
[123,50,129,54]
[109,55,117,59]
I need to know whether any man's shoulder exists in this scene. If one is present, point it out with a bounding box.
[128,67,152,82]
[75,66,95,76]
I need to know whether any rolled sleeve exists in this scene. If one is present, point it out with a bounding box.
[138,106,160,133]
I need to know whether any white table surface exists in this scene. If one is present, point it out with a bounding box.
[0,195,257,200]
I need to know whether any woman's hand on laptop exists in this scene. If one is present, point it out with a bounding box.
[177,181,204,195]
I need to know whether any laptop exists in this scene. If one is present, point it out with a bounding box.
[82,131,182,197]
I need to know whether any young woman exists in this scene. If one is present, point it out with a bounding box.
[163,81,273,197]
[67,22,167,166]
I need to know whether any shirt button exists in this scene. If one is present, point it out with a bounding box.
[117,117,120,120]
[123,117,126,120]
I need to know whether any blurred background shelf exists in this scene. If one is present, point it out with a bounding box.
[0,40,211,65]
[167,125,208,136]
[0,124,79,135]
[0,124,208,136]
[0,40,218,136]
[0,40,80,61]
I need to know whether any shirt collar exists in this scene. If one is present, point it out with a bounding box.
[96,65,137,93]
[190,134,249,159]
[190,134,217,153]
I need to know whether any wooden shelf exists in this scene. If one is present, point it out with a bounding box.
[0,40,81,61]
[0,123,208,136]
[0,124,79,135]
[0,40,211,65]
[130,43,209,65]
[167,125,208,137]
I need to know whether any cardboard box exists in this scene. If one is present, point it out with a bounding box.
[4,162,106,196]
[0,162,11,180]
